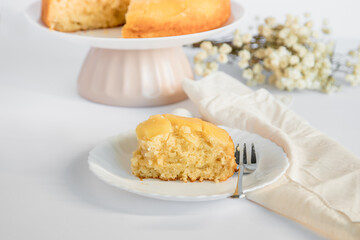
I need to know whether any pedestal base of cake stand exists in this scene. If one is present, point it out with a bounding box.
[78,47,194,107]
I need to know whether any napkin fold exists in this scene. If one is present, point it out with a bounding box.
[183,72,360,240]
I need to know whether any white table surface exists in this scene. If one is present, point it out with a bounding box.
[1,1,360,239]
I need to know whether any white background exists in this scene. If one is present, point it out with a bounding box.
[1,0,360,239]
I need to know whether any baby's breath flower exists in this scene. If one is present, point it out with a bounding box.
[238,49,251,61]
[234,29,241,37]
[242,68,254,80]
[286,68,302,80]
[219,43,232,54]
[296,79,307,90]
[305,21,313,28]
[349,50,357,57]
[194,51,208,63]
[232,37,243,47]
[289,55,300,65]
[322,28,331,34]
[265,17,276,26]
[238,60,249,69]
[242,34,252,44]
[285,34,298,47]
[193,13,357,93]
[280,58,289,68]
[254,73,266,84]
[209,46,218,56]
[278,28,290,39]
[304,12,311,18]
[217,54,228,63]
[253,63,263,74]
[258,25,272,37]
[207,61,219,71]
[302,53,315,68]
[200,41,213,52]
[312,31,320,39]
[194,63,205,76]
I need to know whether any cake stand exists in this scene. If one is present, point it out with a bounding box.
[24,1,245,107]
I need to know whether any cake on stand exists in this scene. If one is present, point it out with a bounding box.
[25,1,244,107]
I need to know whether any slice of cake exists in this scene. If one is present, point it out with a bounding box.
[131,114,237,182]
[41,0,130,32]
[122,0,231,38]
[41,0,231,37]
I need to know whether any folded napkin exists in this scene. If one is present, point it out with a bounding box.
[183,72,360,240]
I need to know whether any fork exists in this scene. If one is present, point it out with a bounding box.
[230,143,257,198]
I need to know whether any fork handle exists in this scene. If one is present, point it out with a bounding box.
[238,164,245,198]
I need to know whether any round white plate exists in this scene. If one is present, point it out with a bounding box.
[24,1,245,49]
[88,127,289,201]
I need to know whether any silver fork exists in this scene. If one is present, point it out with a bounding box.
[230,143,257,198]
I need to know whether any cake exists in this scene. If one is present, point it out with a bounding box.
[131,114,237,182]
[122,0,231,38]
[41,0,130,32]
[41,0,231,38]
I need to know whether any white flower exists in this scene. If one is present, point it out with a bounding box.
[322,59,332,68]
[298,27,310,37]
[315,42,326,52]
[219,43,232,54]
[209,46,218,56]
[280,58,289,68]
[200,41,213,52]
[312,31,319,39]
[345,74,355,82]
[296,79,307,90]
[289,55,300,65]
[194,51,208,63]
[254,73,266,84]
[285,34,298,47]
[242,33,252,44]
[302,53,315,68]
[253,63,263,74]
[258,25,272,37]
[194,63,205,76]
[322,28,331,34]
[295,79,307,90]
[238,60,249,69]
[265,17,276,26]
[275,79,285,89]
[207,61,219,71]
[278,28,290,39]
[217,54,228,63]
[234,29,241,37]
[286,68,302,80]
[305,21,313,28]
[242,69,253,80]
[238,49,251,61]
[232,37,243,47]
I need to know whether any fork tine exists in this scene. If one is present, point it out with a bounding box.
[251,143,256,164]
[243,143,247,164]
[235,144,240,165]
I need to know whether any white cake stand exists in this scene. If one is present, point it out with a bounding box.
[25,1,245,107]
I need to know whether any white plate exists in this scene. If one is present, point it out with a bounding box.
[24,1,245,49]
[88,127,289,201]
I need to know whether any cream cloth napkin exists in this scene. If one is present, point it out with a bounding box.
[182,72,360,240]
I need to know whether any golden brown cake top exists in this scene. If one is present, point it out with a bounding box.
[136,114,231,144]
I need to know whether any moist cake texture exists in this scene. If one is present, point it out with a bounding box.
[131,114,237,182]
[41,0,231,38]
